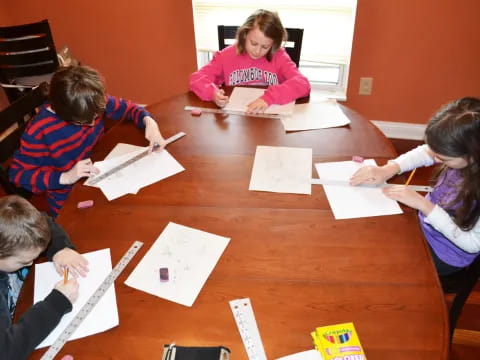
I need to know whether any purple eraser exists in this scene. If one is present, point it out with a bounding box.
[159,267,169,282]
[77,200,94,209]
[190,108,202,116]
[352,155,364,163]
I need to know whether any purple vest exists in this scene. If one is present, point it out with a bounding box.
[418,168,478,267]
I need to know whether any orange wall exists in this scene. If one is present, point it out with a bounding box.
[345,0,480,124]
[0,8,11,24]
[2,1,479,124]
[2,0,197,105]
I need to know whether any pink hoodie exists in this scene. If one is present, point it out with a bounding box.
[189,45,311,105]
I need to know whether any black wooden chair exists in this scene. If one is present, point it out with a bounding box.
[0,82,49,198]
[0,19,59,103]
[440,255,480,341]
[217,25,304,68]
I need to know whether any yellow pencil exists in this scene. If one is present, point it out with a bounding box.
[63,267,69,284]
[405,168,417,186]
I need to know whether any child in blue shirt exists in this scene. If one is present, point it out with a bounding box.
[0,195,88,360]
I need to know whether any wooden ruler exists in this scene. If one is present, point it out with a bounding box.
[184,105,281,119]
[40,241,144,360]
[86,132,185,186]
[229,298,267,360]
[311,178,432,192]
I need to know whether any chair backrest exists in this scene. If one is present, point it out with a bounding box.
[0,82,48,195]
[0,19,59,80]
[217,25,304,68]
[441,255,480,341]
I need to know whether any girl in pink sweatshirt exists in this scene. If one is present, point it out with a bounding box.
[189,9,311,114]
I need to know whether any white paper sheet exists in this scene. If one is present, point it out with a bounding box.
[104,143,142,159]
[124,222,230,307]
[34,248,118,348]
[225,87,295,115]
[101,143,145,195]
[249,145,312,195]
[281,100,350,131]
[84,144,185,200]
[314,159,403,219]
[276,350,323,360]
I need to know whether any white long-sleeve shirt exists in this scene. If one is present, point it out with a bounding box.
[392,144,480,254]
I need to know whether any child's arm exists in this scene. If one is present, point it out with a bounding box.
[8,132,71,193]
[0,289,72,360]
[103,95,151,128]
[260,49,311,106]
[392,144,435,173]
[43,215,74,258]
[103,95,166,150]
[189,50,225,101]
[43,215,89,278]
[143,116,167,151]
[424,206,480,253]
[350,144,435,186]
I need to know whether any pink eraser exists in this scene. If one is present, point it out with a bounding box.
[190,108,202,116]
[77,200,94,209]
[352,155,364,163]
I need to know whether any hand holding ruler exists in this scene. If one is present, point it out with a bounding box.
[86,131,185,186]
[40,241,144,360]
[184,105,281,119]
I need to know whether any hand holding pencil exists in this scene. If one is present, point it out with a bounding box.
[382,168,435,215]
[212,83,229,108]
[55,276,79,304]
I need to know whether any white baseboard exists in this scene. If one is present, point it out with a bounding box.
[371,120,426,140]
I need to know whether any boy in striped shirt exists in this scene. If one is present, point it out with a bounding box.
[9,65,166,217]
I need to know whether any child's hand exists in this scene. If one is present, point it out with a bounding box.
[213,88,229,108]
[246,98,268,114]
[350,162,399,186]
[53,248,89,278]
[382,185,435,215]
[144,116,167,152]
[55,277,79,304]
[59,158,100,185]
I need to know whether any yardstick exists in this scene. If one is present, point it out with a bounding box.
[311,178,432,192]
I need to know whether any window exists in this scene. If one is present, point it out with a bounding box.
[191,0,357,98]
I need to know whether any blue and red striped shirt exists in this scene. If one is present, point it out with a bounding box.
[9,95,150,217]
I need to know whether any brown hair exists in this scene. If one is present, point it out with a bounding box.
[425,97,480,230]
[236,9,287,61]
[49,65,107,125]
[0,195,50,258]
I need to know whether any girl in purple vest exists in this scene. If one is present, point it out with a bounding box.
[350,97,480,275]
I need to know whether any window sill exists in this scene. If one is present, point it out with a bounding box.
[309,85,346,102]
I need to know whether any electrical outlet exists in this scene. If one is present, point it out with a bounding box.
[359,77,373,95]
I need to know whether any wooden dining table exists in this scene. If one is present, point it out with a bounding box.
[17,91,448,359]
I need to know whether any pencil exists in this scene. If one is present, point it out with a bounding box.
[405,168,417,186]
[63,267,69,284]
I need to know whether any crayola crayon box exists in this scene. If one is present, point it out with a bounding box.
[311,322,367,360]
